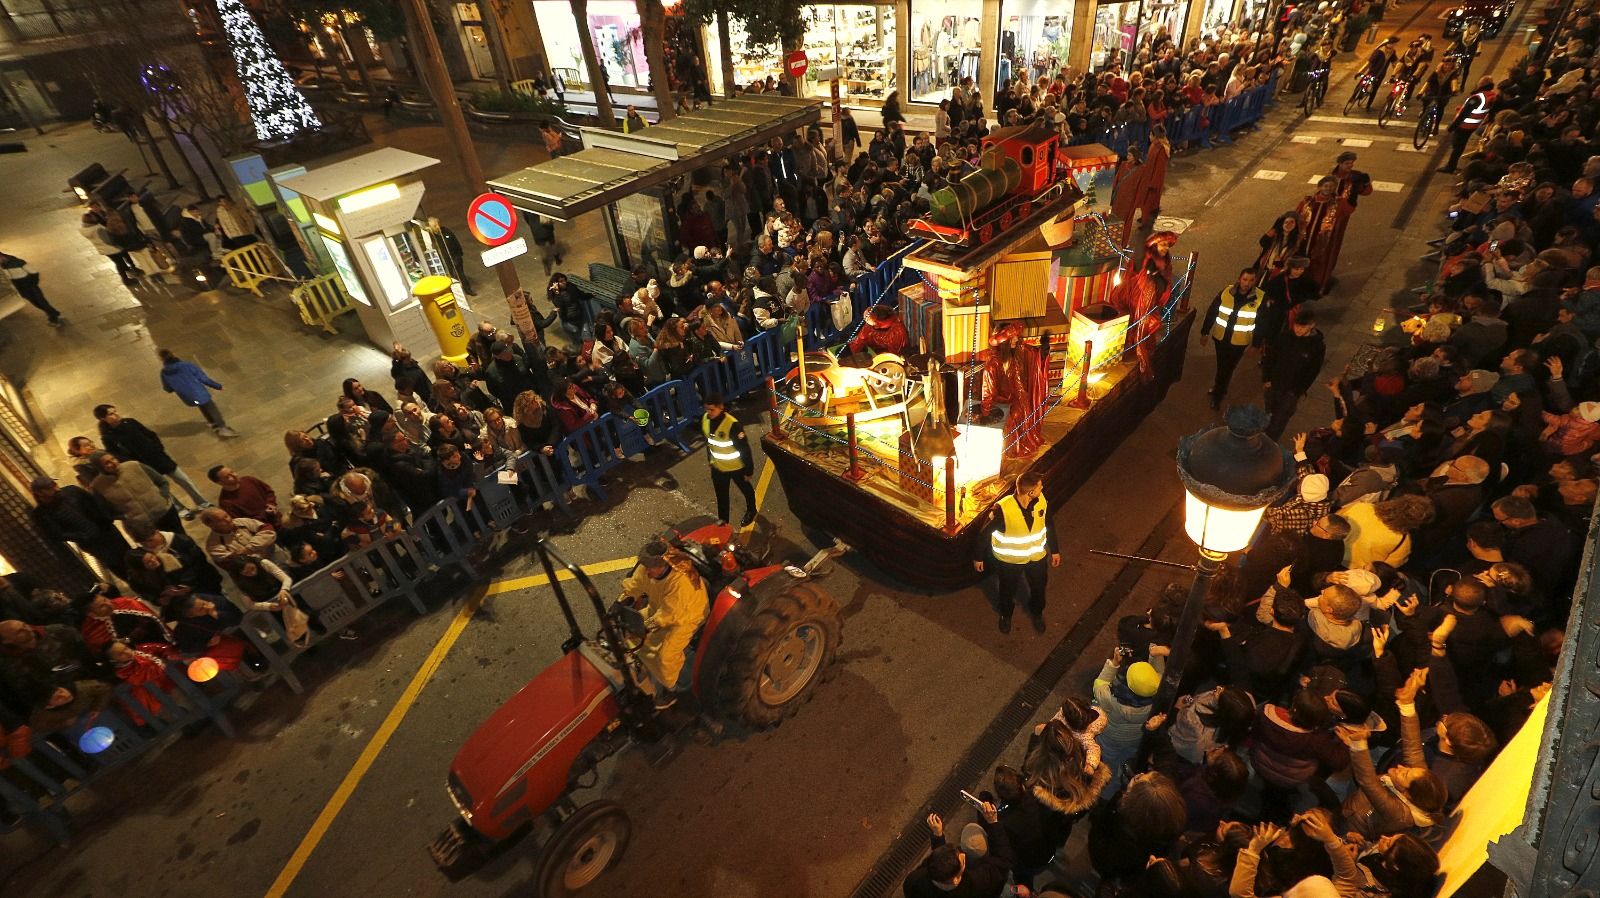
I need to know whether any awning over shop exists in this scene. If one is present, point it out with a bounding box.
[488,94,822,222]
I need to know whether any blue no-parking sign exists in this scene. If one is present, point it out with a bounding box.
[467,193,519,247]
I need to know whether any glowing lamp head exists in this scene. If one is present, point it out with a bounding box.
[79,726,115,754]
[187,656,221,682]
[1176,406,1294,556]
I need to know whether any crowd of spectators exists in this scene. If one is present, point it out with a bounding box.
[901,7,1600,898]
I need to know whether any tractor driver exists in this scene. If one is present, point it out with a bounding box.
[619,538,709,710]
[847,304,909,358]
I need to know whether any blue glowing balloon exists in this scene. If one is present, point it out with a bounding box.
[78,726,115,754]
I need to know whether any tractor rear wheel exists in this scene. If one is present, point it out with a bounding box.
[710,580,842,730]
[535,801,631,898]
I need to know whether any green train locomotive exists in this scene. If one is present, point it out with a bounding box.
[911,119,1067,246]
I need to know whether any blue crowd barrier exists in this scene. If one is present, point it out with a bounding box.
[1068,74,1278,159]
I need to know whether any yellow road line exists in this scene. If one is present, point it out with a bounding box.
[742,460,775,534]
[264,584,488,898]
[485,557,638,596]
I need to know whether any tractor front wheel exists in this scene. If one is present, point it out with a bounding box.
[711,580,842,730]
[535,801,632,898]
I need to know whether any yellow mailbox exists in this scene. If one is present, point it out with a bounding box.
[415,275,470,364]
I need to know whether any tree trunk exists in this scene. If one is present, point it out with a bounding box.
[480,0,515,94]
[150,111,209,199]
[715,8,736,97]
[635,0,674,120]
[571,0,615,127]
[134,117,181,189]
[338,18,377,95]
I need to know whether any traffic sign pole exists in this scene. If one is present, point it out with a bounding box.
[399,0,524,335]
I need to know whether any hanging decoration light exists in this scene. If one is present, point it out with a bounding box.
[214,0,322,142]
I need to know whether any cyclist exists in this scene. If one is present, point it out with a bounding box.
[1395,34,1436,99]
[1418,56,1462,116]
[1357,36,1401,109]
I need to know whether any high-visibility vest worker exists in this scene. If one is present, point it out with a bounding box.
[991,494,1050,563]
[703,413,745,472]
[1208,285,1265,346]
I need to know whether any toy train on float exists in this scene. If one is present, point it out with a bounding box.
[909,120,1074,246]
[764,126,1199,589]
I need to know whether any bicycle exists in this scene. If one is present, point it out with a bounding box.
[1344,71,1377,116]
[1302,66,1330,116]
[1377,76,1413,127]
[1413,96,1444,149]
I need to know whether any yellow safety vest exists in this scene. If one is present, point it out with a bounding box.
[703,413,744,472]
[991,495,1049,564]
[1209,286,1265,346]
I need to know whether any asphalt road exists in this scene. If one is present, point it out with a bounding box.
[0,0,1516,893]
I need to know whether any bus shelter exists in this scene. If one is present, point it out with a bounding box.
[489,95,821,272]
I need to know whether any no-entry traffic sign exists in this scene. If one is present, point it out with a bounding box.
[467,193,519,247]
[786,50,808,79]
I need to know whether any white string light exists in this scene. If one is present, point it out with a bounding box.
[215,0,321,141]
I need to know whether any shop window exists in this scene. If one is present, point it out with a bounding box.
[910,0,983,103]
[1001,0,1073,87]
[706,3,896,105]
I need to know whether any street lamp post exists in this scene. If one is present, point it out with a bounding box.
[1155,406,1294,713]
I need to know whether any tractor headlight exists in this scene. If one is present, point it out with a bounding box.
[447,772,474,824]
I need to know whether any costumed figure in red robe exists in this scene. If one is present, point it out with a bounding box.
[1137,125,1172,226]
[1296,176,1356,295]
[847,304,909,356]
[1110,145,1145,243]
[1113,231,1180,379]
[982,322,1050,459]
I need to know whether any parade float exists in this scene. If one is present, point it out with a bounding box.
[762,124,1200,589]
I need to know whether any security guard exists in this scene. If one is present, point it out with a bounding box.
[1201,267,1265,409]
[1439,76,1496,174]
[974,472,1060,634]
[702,394,756,526]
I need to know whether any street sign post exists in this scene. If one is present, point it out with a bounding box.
[785,50,809,79]
[466,192,519,246]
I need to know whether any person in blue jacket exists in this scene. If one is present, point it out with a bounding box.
[157,349,237,437]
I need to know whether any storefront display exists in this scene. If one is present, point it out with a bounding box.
[910,0,983,103]
[1090,0,1189,71]
[1198,0,1236,38]
[533,0,687,90]
[1001,0,1074,87]
[1091,1,1138,70]
[1141,0,1189,47]
[706,3,896,104]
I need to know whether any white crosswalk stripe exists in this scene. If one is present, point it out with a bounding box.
[1255,170,1288,180]
[1372,181,1405,192]
[1291,135,1320,144]
[1340,138,1373,147]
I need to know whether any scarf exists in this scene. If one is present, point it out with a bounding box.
[150,533,184,573]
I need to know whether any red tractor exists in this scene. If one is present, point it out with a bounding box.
[429,517,847,896]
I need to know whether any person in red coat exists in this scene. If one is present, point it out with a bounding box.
[1137,126,1171,224]
[1114,231,1179,379]
[847,304,909,356]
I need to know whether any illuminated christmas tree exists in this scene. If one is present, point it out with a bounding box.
[214,0,321,141]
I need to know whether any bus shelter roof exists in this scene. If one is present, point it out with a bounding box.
[488,95,822,222]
